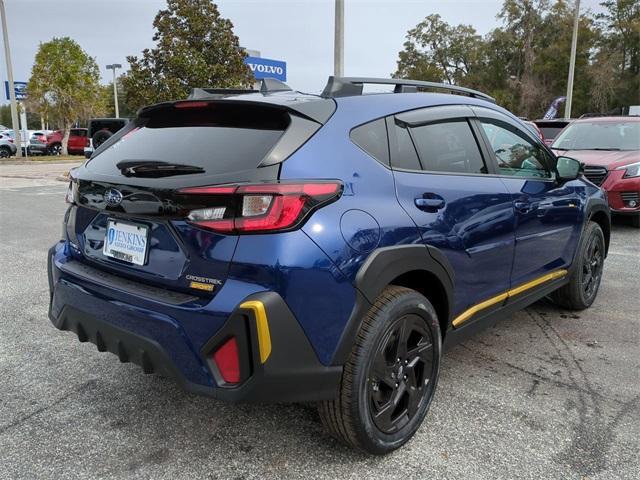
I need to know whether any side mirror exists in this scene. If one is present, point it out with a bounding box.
[556,156,582,182]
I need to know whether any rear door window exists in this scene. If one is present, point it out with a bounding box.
[390,123,421,171]
[410,120,487,174]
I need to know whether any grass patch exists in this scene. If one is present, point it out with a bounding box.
[8,154,84,162]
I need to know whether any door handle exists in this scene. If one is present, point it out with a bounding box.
[415,197,445,211]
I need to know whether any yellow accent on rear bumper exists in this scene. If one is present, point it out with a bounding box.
[240,300,272,363]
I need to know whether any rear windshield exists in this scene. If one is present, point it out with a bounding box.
[87,103,289,175]
[539,127,564,139]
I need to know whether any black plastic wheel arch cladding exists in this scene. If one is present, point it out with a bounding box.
[585,199,611,256]
[330,245,454,366]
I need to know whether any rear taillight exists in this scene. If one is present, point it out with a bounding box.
[178,181,342,234]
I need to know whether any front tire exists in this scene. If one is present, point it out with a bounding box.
[318,286,441,454]
[551,221,605,310]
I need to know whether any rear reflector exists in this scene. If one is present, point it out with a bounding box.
[212,337,240,384]
[178,181,342,234]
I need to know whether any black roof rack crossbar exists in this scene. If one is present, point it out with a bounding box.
[188,78,292,100]
[321,76,495,103]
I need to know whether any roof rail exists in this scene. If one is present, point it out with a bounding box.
[321,76,495,103]
[188,78,292,99]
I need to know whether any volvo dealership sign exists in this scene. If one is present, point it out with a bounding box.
[244,56,287,82]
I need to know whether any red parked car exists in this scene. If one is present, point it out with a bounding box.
[551,116,640,227]
[30,128,89,155]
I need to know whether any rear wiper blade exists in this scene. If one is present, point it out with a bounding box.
[116,160,205,177]
[589,147,621,151]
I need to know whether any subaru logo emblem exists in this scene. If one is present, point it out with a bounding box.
[104,188,123,206]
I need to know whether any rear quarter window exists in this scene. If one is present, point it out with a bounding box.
[350,118,389,165]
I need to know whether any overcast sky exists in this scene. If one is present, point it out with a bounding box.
[1,0,604,104]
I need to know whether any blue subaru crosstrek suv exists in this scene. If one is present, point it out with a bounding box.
[48,77,610,454]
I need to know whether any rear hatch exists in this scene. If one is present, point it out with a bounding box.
[66,99,329,298]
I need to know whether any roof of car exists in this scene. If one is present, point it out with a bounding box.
[572,116,640,123]
[171,77,503,125]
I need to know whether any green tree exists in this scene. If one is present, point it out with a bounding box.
[595,0,640,110]
[394,1,616,118]
[99,77,136,119]
[27,37,104,154]
[121,0,253,111]
[394,14,484,85]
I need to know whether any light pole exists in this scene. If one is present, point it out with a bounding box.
[334,0,344,77]
[1,0,21,157]
[564,0,580,119]
[106,64,122,118]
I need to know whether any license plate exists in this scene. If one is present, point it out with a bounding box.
[103,220,149,266]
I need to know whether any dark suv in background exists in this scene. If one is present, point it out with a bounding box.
[49,77,610,454]
[84,118,129,158]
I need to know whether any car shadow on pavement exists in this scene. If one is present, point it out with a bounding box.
[58,292,636,479]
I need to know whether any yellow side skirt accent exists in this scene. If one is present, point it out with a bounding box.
[240,301,272,363]
[452,269,568,328]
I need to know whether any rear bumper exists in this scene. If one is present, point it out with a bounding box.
[48,243,341,402]
[29,144,48,154]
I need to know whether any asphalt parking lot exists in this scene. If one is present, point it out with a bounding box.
[1,164,638,480]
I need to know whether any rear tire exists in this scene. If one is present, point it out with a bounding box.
[551,221,605,310]
[48,143,62,155]
[318,286,441,454]
[0,146,10,158]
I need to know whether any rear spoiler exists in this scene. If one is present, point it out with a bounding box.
[139,95,336,125]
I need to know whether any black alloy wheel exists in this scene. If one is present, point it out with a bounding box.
[581,230,604,304]
[368,314,435,434]
[318,286,441,454]
[551,221,606,310]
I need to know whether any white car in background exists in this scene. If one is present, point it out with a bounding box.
[0,133,18,158]
[1,129,52,155]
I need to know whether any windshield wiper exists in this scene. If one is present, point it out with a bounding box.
[551,147,568,150]
[588,147,621,151]
[116,160,205,178]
